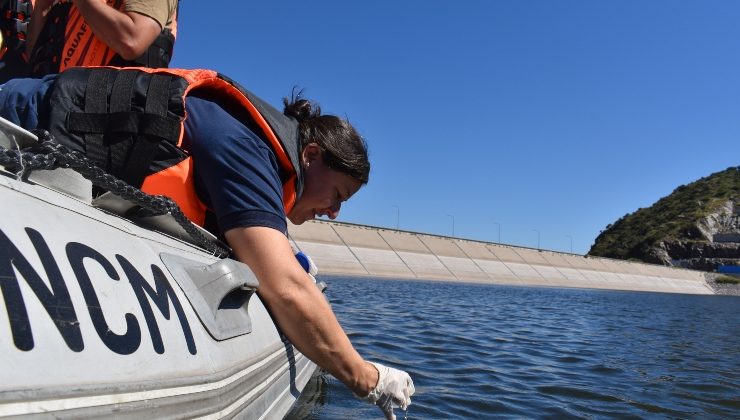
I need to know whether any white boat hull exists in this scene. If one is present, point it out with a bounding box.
[0,164,318,418]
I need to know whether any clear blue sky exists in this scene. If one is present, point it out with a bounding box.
[171,1,739,255]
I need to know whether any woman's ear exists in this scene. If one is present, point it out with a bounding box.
[301,143,322,168]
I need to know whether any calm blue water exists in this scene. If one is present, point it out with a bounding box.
[286,277,740,419]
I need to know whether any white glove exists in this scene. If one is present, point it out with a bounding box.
[362,362,415,420]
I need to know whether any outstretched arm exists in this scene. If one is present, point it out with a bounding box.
[225,225,380,395]
[72,0,162,60]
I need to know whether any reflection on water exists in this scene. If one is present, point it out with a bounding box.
[286,277,740,419]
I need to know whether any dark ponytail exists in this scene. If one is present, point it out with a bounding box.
[283,90,369,184]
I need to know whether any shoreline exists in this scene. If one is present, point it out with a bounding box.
[320,272,740,297]
[288,219,717,296]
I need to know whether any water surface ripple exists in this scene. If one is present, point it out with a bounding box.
[287,277,740,419]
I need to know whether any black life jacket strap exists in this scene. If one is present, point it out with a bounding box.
[108,69,137,176]
[81,68,112,168]
[68,111,179,138]
[124,73,172,187]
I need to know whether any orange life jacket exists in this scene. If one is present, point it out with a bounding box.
[47,67,304,227]
[0,0,177,80]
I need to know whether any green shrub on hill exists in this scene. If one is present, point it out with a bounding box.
[589,166,739,262]
[716,275,739,285]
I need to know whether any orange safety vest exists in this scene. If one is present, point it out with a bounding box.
[47,67,304,227]
[0,0,177,80]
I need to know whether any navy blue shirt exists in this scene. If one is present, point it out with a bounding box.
[183,96,287,234]
[0,76,288,235]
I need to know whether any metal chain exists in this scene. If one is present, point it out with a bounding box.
[0,130,230,258]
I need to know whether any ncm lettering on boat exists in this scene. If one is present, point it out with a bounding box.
[0,227,197,355]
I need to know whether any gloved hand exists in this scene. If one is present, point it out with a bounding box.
[361,362,415,420]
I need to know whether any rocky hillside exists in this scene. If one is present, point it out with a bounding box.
[588,167,740,271]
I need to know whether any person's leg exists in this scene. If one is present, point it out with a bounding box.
[0,74,55,129]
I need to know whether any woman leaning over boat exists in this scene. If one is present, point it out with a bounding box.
[0,67,414,419]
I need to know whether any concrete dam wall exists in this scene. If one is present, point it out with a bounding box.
[287,220,714,295]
